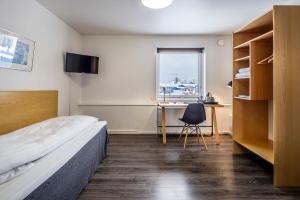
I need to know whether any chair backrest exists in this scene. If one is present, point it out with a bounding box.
[182,103,206,125]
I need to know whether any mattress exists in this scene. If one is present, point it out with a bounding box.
[0,115,98,176]
[0,121,107,200]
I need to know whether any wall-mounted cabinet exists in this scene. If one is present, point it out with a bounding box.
[232,6,300,187]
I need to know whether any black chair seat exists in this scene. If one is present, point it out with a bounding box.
[180,103,206,125]
[180,119,200,125]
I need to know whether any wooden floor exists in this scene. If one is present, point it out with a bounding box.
[79,135,300,200]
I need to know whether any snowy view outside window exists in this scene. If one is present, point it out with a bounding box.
[158,52,202,98]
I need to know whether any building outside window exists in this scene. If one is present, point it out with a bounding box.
[156,48,205,100]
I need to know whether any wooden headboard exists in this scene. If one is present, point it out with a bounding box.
[0,91,58,135]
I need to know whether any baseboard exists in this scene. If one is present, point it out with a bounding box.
[108,130,157,134]
[108,129,232,135]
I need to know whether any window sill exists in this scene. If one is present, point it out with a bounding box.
[157,98,200,102]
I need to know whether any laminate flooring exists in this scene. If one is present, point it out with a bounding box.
[79,135,300,200]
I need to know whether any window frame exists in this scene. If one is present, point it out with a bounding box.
[155,48,206,101]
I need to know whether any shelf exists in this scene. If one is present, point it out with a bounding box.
[234,56,250,62]
[234,30,273,49]
[252,30,273,41]
[234,42,250,49]
[234,138,274,164]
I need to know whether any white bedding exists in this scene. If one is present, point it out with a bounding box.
[0,163,34,185]
[0,115,98,177]
[0,120,107,200]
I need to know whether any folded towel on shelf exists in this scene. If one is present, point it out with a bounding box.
[238,67,250,73]
[238,94,250,99]
[235,71,250,78]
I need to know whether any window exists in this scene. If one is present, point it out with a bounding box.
[156,48,205,100]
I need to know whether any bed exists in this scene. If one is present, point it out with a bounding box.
[0,91,108,200]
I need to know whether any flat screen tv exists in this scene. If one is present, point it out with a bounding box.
[65,53,99,74]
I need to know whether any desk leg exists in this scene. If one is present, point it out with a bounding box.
[212,107,220,145]
[211,109,214,136]
[162,107,167,144]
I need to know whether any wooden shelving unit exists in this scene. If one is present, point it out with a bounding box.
[232,6,300,187]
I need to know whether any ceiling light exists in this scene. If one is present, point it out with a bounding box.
[141,0,173,9]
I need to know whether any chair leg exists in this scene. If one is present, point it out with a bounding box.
[183,125,190,149]
[197,125,208,150]
[195,125,201,144]
[178,123,187,141]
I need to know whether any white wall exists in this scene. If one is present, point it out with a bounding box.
[0,0,82,116]
[0,1,233,133]
[72,35,233,134]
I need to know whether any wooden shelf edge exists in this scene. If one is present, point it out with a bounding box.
[252,30,273,42]
[234,56,250,62]
[234,30,273,49]
[234,138,274,164]
[234,42,250,49]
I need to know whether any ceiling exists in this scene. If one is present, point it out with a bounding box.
[37,0,300,35]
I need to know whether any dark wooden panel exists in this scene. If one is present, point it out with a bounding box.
[79,135,300,200]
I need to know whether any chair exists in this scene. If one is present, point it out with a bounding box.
[178,103,207,149]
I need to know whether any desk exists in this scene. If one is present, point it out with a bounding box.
[158,103,224,145]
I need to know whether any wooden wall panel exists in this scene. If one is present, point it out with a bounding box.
[273,6,300,187]
[233,100,268,141]
[0,91,58,135]
[250,40,273,100]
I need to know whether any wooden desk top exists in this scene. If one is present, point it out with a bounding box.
[158,102,224,108]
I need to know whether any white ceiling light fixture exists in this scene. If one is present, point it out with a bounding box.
[141,0,173,9]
